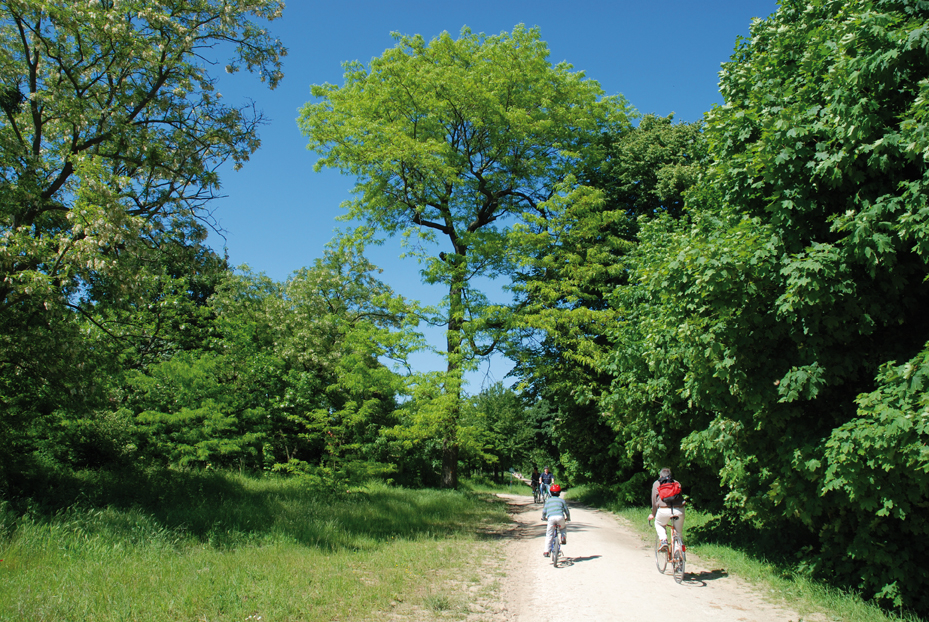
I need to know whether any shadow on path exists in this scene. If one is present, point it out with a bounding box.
[677,568,729,587]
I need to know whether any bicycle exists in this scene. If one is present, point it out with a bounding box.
[649,515,686,583]
[544,520,565,567]
[532,483,541,504]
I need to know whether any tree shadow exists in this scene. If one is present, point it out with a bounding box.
[2,465,513,551]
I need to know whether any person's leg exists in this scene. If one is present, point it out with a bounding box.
[672,508,685,541]
[557,516,567,544]
[655,508,670,545]
[543,517,556,554]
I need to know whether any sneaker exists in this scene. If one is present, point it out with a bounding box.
[561,536,566,545]
[658,539,668,551]
[543,551,550,557]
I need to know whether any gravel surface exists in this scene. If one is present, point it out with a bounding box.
[495,493,822,622]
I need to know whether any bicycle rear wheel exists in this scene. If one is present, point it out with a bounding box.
[654,535,667,573]
[552,532,560,567]
[672,538,686,583]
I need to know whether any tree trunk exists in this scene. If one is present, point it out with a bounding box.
[441,442,458,489]
[441,256,465,489]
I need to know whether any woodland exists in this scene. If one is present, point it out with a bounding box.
[1,0,928,615]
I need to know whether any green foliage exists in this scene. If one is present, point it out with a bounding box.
[115,237,420,478]
[818,345,929,610]
[458,383,534,479]
[593,0,929,613]
[0,0,284,486]
[507,116,707,487]
[300,24,630,487]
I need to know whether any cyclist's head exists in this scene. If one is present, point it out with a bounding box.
[543,467,550,472]
[659,467,672,480]
[550,484,562,495]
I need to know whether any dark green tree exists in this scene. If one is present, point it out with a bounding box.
[507,115,706,486]
[600,0,929,611]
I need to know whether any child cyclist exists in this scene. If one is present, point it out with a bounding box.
[541,484,570,556]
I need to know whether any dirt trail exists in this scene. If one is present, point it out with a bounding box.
[494,493,817,622]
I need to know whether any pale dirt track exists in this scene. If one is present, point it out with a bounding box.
[494,493,819,622]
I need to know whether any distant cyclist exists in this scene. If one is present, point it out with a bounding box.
[647,467,685,551]
[530,466,541,496]
[540,467,555,498]
[541,484,570,556]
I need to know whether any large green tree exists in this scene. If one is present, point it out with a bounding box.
[299,25,629,487]
[600,0,929,611]
[0,0,285,483]
[507,115,706,486]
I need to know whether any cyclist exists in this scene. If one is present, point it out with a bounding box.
[530,466,541,498]
[647,467,685,551]
[541,483,570,556]
[539,466,555,498]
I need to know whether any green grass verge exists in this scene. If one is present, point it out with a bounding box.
[566,484,924,622]
[0,470,510,621]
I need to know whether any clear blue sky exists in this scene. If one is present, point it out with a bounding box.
[207,0,779,392]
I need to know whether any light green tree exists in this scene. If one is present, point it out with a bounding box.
[299,25,630,487]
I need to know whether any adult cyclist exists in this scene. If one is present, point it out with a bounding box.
[647,467,685,551]
[540,467,555,498]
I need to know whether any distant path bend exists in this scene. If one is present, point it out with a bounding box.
[495,493,818,622]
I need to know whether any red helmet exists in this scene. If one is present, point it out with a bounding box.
[550,484,561,493]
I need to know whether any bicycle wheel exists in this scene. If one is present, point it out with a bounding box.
[654,534,667,573]
[552,532,560,567]
[672,537,686,583]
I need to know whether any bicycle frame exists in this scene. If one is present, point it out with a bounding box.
[548,522,562,567]
[649,515,686,583]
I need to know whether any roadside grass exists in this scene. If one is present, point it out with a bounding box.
[0,469,510,622]
[566,484,924,622]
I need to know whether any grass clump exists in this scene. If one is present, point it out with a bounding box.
[0,470,510,622]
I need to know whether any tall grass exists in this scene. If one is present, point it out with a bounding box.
[0,469,510,621]
[567,484,925,622]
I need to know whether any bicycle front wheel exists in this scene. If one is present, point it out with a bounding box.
[672,539,686,583]
[654,535,667,573]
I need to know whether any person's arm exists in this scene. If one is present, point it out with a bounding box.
[648,481,659,519]
[563,500,571,521]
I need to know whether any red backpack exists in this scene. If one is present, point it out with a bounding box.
[658,477,684,506]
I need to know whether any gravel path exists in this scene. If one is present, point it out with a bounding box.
[494,493,820,622]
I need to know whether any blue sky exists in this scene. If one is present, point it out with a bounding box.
[207,0,779,392]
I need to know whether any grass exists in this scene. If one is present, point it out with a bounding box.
[566,484,925,622]
[0,469,511,621]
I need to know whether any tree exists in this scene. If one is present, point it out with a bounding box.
[506,115,706,486]
[460,382,533,482]
[0,0,284,310]
[0,0,285,484]
[299,25,630,487]
[123,236,420,475]
[599,0,929,611]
